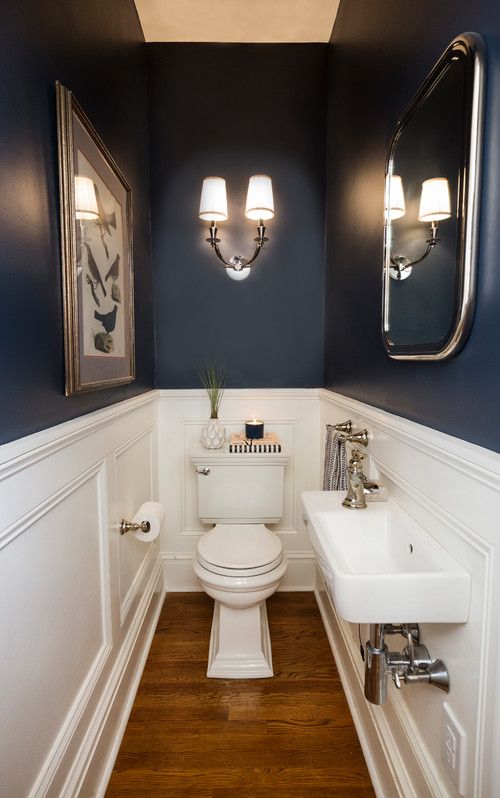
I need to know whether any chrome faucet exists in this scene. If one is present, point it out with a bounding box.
[337,426,384,509]
[342,448,368,509]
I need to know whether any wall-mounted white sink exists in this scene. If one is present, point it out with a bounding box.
[301,491,470,624]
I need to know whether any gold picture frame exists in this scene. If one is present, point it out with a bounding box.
[56,81,135,395]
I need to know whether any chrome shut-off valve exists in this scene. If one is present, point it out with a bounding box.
[364,623,450,705]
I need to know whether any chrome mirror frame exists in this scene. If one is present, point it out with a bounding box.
[382,32,485,361]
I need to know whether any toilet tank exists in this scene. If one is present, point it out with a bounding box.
[190,445,290,524]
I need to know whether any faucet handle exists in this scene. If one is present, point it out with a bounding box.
[333,419,353,435]
[344,429,369,447]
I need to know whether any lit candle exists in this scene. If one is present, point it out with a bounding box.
[245,419,264,440]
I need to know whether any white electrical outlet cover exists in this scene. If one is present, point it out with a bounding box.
[442,702,467,795]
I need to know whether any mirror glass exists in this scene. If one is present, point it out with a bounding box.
[382,34,484,360]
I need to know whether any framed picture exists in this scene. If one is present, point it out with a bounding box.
[56,81,135,395]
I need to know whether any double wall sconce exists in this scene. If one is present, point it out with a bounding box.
[199,174,274,281]
[387,175,451,280]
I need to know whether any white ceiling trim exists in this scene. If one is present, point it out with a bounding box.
[134,0,340,43]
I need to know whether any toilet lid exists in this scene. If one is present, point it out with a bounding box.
[197,524,283,573]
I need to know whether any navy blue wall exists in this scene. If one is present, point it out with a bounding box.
[0,1,154,445]
[6,2,500,451]
[149,44,327,389]
[325,1,500,451]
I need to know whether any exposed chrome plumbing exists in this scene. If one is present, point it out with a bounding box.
[364,623,450,705]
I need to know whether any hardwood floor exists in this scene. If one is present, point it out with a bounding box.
[106,592,375,798]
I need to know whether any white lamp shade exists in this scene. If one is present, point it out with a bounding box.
[245,174,274,221]
[418,177,451,222]
[199,177,228,221]
[75,175,98,220]
[386,174,406,220]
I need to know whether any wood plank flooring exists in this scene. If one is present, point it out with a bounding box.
[106,592,375,798]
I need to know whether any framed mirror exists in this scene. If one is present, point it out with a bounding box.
[382,33,485,360]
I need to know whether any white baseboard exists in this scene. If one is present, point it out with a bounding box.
[73,559,165,797]
[314,567,450,798]
[162,551,316,592]
[279,551,316,590]
[8,383,495,796]
[157,389,321,585]
[163,553,200,591]
[319,388,500,796]
[0,391,162,798]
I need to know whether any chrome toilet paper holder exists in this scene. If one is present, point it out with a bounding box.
[119,518,151,536]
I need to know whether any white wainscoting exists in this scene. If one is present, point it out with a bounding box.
[158,389,320,591]
[5,385,500,798]
[318,389,500,798]
[0,391,164,798]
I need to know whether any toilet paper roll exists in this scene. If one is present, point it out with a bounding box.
[132,501,165,542]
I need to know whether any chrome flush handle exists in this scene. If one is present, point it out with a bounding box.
[196,466,211,476]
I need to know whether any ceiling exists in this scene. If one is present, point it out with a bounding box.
[134,0,340,43]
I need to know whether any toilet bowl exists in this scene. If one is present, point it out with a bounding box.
[194,523,287,678]
[191,445,290,679]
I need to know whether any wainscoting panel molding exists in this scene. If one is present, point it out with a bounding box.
[115,426,155,624]
[319,389,500,798]
[0,391,163,798]
[5,386,500,797]
[158,389,320,591]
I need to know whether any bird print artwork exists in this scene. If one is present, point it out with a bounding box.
[85,243,106,297]
[94,183,117,258]
[85,273,100,306]
[94,183,117,235]
[94,304,118,333]
[111,282,121,303]
[94,332,114,353]
[77,155,126,361]
[105,253,120,281]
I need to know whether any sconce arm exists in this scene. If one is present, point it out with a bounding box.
[391,241,434,270]
[207,223,232,267]
[207,221,268,271]
[390,222,440,276]
[245,222,268,266]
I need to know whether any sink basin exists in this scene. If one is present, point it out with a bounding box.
[301,491,470,624]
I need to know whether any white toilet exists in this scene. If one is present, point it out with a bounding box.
[190,444,289,678]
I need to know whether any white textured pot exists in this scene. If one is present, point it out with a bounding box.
[201,417,225,449]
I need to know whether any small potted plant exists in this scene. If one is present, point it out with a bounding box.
[198,362,227,449]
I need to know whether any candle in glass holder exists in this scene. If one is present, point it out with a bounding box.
[245,419,264,440]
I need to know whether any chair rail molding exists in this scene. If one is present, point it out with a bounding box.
[4,384,500,797]
[0,390,163,798]
[158,388,320,591]
[319,388,500,798]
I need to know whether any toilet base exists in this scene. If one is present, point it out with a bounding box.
[207,600,273,679]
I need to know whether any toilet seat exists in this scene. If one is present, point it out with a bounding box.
[197,523,284,577]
